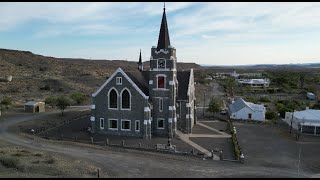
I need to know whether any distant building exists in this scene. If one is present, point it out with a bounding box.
[230,71,240,78]
[228,98,266,121]
[24,101,45,113]
[284,108,320,135]
[307,92,316,100]
[237,78,270,88]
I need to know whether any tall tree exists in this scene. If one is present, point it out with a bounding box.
[56,96,71,116]
[207,97,223,115]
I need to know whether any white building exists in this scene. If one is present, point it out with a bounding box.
[228,98,266,121]
[237,78,270,88]
[284,109,320,135]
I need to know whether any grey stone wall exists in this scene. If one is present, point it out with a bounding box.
[91,71,150,138]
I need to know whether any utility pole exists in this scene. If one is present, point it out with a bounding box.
[290,104,295,134]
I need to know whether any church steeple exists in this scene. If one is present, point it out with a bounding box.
[138,49,143,71]
[156,3,171,51]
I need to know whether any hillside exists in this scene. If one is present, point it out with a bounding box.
[0,48,200,102]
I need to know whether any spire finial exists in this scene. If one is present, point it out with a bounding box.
[164,2,165,11]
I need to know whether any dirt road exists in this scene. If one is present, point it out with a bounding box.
[0,107,312,178]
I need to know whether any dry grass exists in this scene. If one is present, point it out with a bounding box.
[0,140,102,178]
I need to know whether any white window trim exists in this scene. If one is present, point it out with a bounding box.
[108,119,118,130]
[120,88,131,110]
[157,118,165,129]
[159,98,163,112]
[156,74,167,89]
[121,119,131,131]
[108,87,119,110]
[100,118,105,130]
[116,77,122,85]
[135,120,140,132]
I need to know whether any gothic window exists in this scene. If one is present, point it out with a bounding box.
[157,76,165,89]
[121,89,130,109]
[109,119,118,130]
[135,120,140,131]
[109,89,118,109]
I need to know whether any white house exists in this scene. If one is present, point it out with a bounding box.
[237,78,270,88]
[284,108,320,135]
[228,98,266,121]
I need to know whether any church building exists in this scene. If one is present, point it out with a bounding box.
[90,5,196,139]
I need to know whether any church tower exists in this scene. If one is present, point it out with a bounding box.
[149,4,177,138]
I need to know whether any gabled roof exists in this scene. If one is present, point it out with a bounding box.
[25,101,44,106]
[228,98,265,113]
[157,6,171,50]
[125,70,149,96]
[177,71,190,100]
[92,68,149,99]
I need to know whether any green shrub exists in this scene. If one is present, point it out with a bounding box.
[265,111,278,120]
[260,96,271,102]
[0,156,24,171]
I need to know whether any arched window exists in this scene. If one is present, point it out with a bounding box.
[121,89,130,109]
[109,89,118,109]
[157,76,165,89]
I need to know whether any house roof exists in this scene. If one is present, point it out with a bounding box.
[124,70,149,96]
[177,71,190,100]
[25,101,44,106]
[157,6,171,50]
[228,98,265,113]
[293,109,320,122]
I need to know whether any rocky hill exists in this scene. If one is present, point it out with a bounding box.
[0,48,200,102]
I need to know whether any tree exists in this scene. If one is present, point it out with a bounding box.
[56,96,71,116]
[265,111,278,121]
[207,97,223,115]
[70,92,87,105]
[0,96,12,109]
[45,96,57,108]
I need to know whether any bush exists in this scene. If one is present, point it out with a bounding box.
[265,111,278,120]
[0,156,23,171]
[44,157,55,164]
[70,92,87,105]
[260,96,271,102]
[0,96,12,109]
[45,96,57,108]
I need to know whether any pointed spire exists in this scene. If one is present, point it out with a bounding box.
[157,3,171,50]
[138,49,142,65]
[138,49,143,71]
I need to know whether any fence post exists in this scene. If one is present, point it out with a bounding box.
[219,151,223,160]
[191,148,194,155]
[91,137,94,144]
[121,140,125,147]
[139,142,141,148]
[97,168,100,178]
[211,150,214,160]
[106,138,109,146]
[240,154,245,164]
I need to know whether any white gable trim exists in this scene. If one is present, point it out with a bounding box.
[92,67,149,99]
[187,68,194,96]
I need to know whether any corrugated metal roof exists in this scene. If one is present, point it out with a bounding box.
[293,109,320,122]
[228,98,265,113]
[24,101,39,106]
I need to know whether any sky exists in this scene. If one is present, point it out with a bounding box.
[0,2,320,66]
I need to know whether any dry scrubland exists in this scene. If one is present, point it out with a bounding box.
[0,48,200,103]
[0,140,99,178]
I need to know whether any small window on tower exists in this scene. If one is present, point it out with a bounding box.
[157,76,165,89]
